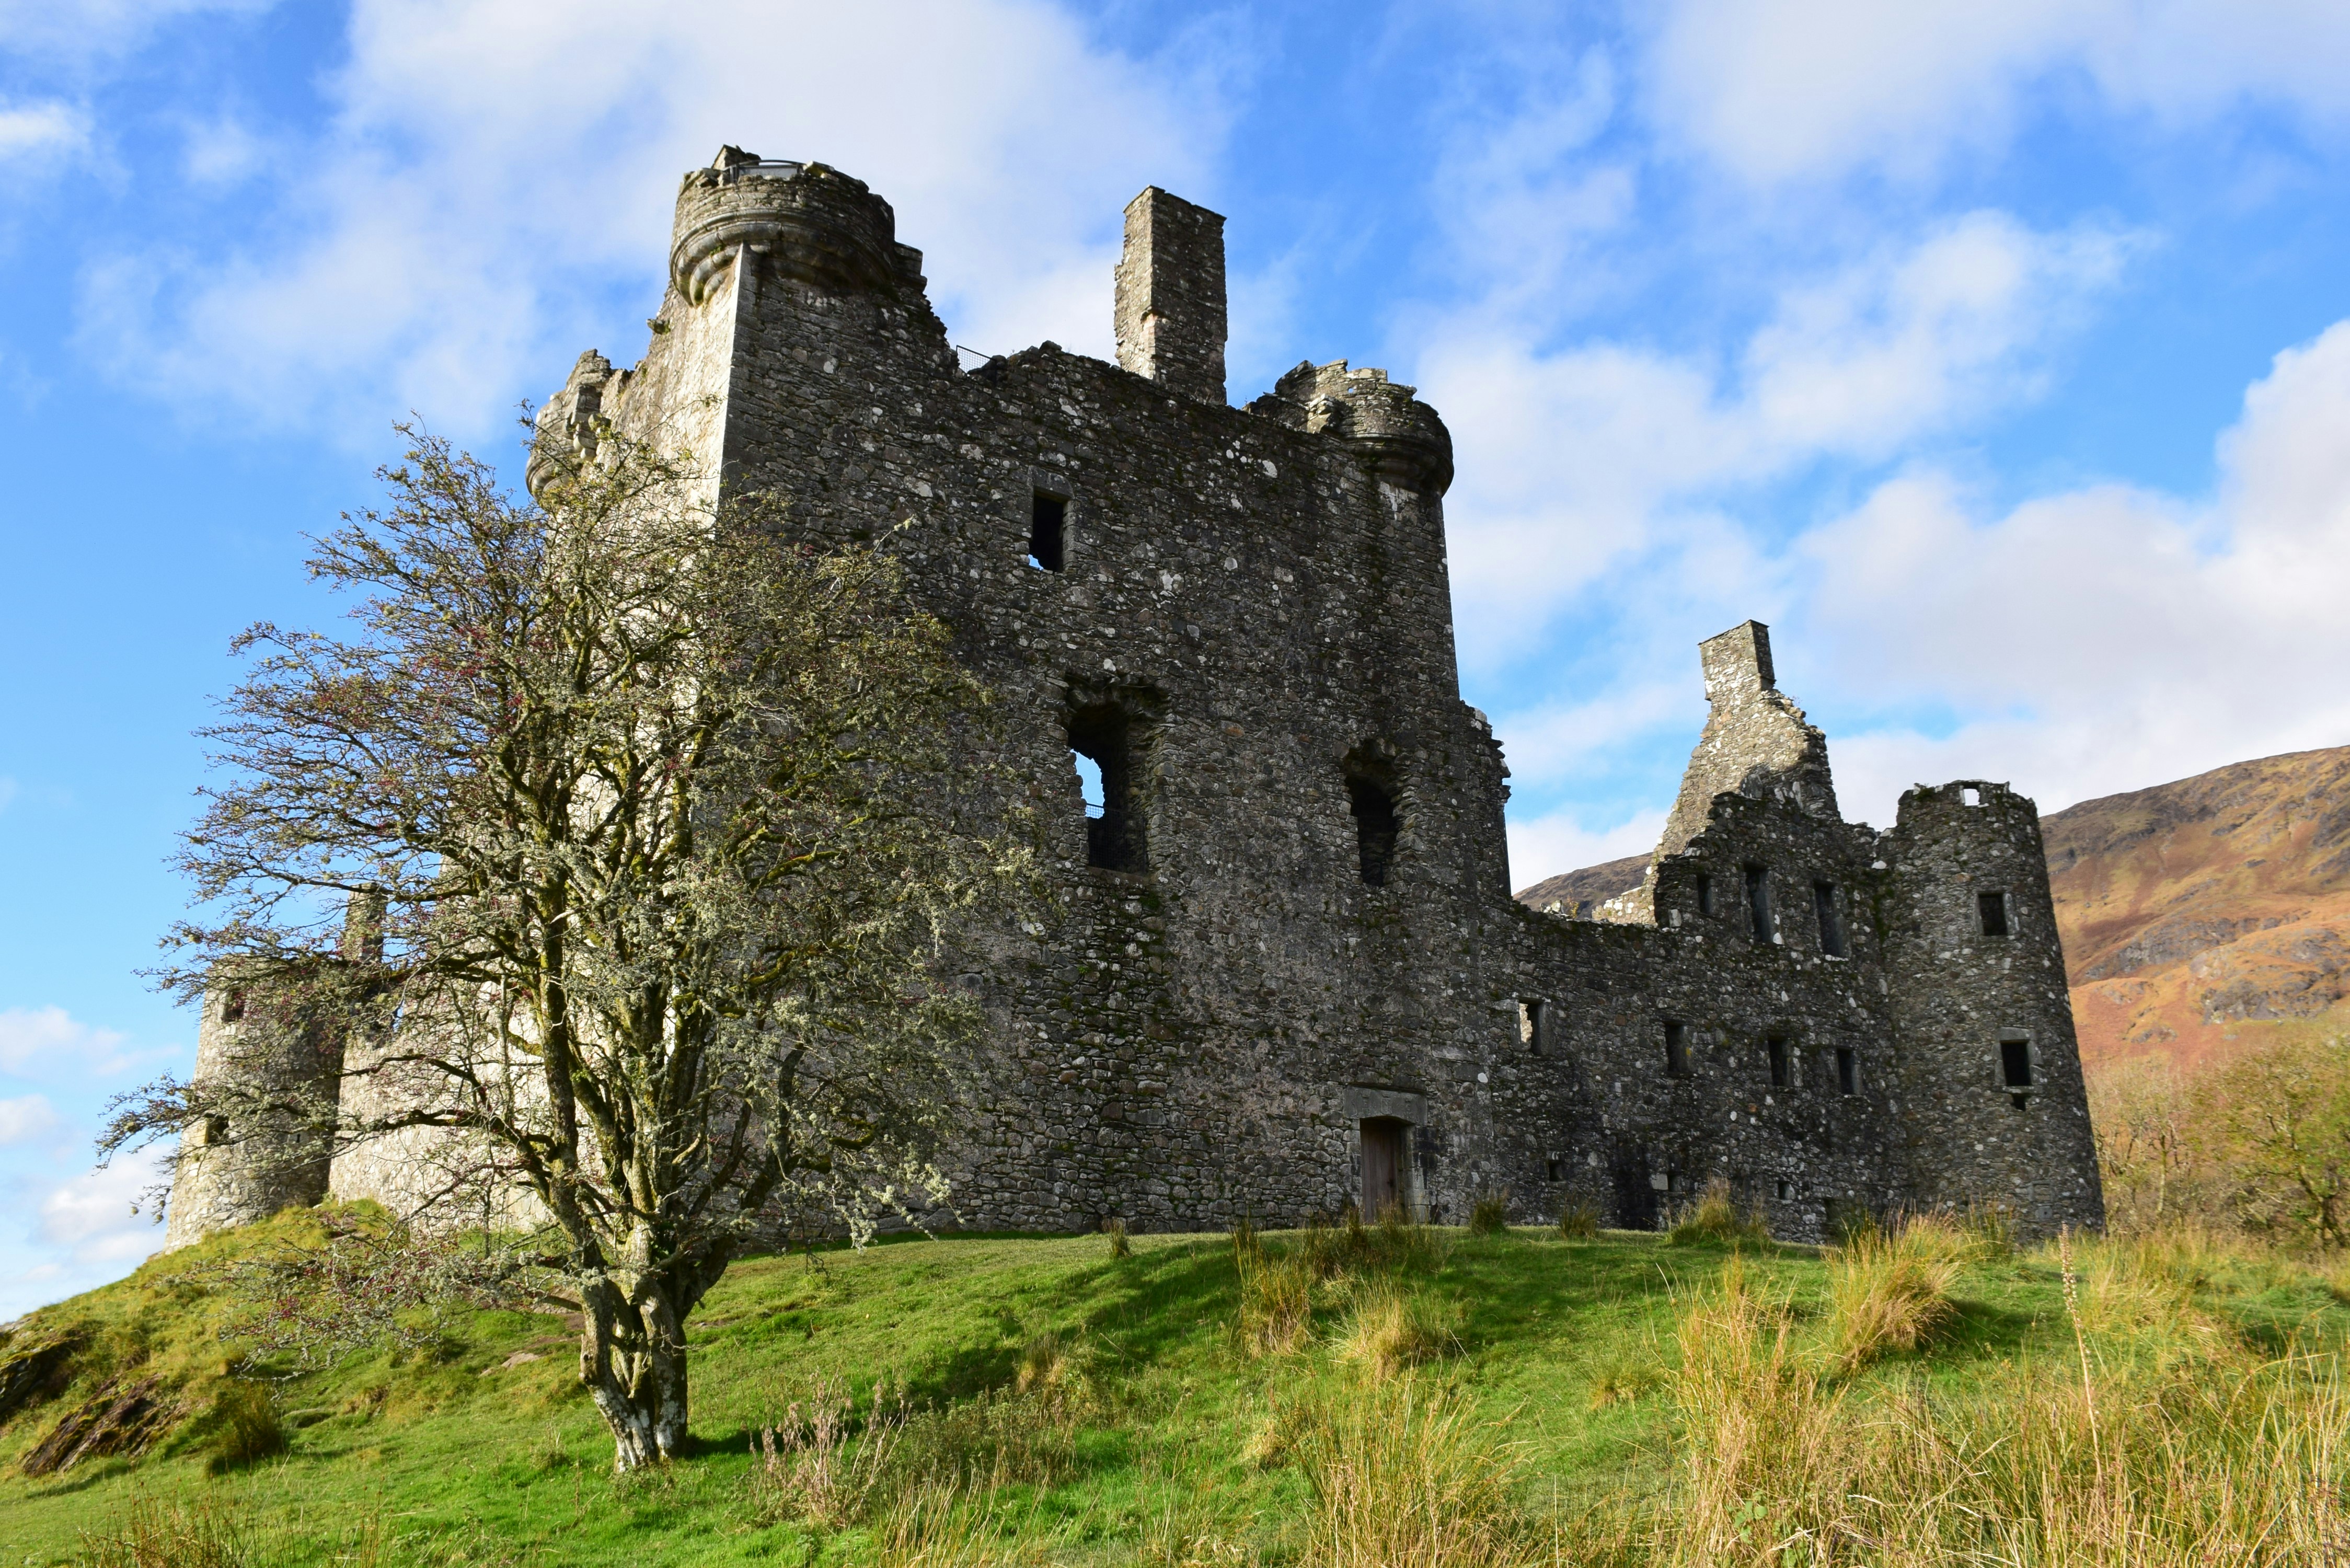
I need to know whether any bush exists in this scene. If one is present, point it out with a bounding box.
[204,1381,286,1475]
[1556,1201,1600,1239]
[1467,1191,1511,1236]
[1666,1178,1770,1247]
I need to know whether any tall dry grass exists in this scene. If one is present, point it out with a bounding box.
[1333,1281,1454,1381]
[1294,1376,1541,1568]
[1825,1213,1963,1373]
[1664,1178,1769,1247]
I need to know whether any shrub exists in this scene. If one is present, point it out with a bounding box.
[1467,1191,1511,1236]
[1333,1282,1453,1381]
[1556,1201,1600,1239]
[1827,1217,1960,1373]
[1666,1177,1770,1247]
[204,1381,286,1475]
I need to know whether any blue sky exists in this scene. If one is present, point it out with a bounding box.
[7,0,2350,1313]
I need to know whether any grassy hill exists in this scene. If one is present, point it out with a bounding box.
[3,1206,2348,1565]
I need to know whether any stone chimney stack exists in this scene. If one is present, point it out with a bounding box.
[1699,620,1776,705]
[1115,187,1227,404]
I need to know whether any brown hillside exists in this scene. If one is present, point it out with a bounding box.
[1515,746,2350,1071]
[1516,853,1648,915]
[2042,745,2350,1069]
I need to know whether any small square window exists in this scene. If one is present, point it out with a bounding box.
[1836,1046,1858,1097]
[2000,1038,2033,1090]
[1664,1020,1690,1078]
[1962,786,1982,806]
[1775,1178,1795,1201]
[1979,891,2010,938]
[1545,1158,1564,1182]
[221,988,246,1025]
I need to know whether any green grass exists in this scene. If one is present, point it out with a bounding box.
[2,1208,2346,1565]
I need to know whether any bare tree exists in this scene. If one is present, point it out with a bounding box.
[104,426,1029,1468]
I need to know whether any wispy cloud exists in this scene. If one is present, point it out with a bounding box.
[0,99,87,167]
[0,1005,141,1078]
[34,1149,169,1267]
[0,1094,59,1147]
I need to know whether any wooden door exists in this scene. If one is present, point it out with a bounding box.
[1361,1117,1405,1220]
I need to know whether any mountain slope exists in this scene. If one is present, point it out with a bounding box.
[2042,745,2350,1067]
[1515,853,1649,915]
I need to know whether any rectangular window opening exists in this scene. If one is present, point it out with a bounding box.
[1696,873,1714,918]
[1664,1020,1690,1078]
[1979,890,2010,938]
[1027,491,1067,572]
[1545,1157,1564,1182]
[1836,1046,1858,1098]
[221,988,246,1025]
[1962,786,1983,806]
[1775,1178,1795,1201]
[1745,865,1775,942]
[1767,1034,1793,1089]
[1068,705,1146,871]
[1518,998,1546,1054]
[1814,880,1847,957]
[2000,1037,2033,1091]
[1346,771,1400,887]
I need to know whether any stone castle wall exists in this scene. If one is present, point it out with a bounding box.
[166,149,2105,1248]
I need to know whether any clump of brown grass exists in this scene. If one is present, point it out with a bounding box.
[1827,1216,1962,1374]
[75,1497,258,1568]
[874,1481,1049,1567]
[748,1373,911,1527]
[1235,1226,1314,1357]
[1104,1216,1131,1260]
[1468,1191,1511,1236]
[1556,1202,1600,1240]
[1294,1376,1540,1567]
[1238,1390,1310,1470]
[1333,1281,1453,1381]
[1665,1177,1770,1248]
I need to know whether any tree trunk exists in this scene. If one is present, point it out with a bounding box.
[578,1268,694,1470]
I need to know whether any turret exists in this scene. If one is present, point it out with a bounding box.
[1252,360,1454,497]
[1879,780,2104,1236]
[669,148,925,307]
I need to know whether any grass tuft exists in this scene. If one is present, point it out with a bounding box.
[1665,1177,1770,1247]
[1333,1281,1453,1381]
[1556,1201,1599,1240]
[202,1381,286,1475]
[1827,1215,1962,1373]
[1467,1191,1511,1236]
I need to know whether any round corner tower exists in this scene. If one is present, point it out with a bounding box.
[1879,779,2105,1233]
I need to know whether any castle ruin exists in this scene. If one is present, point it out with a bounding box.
[165,151,2104,1248]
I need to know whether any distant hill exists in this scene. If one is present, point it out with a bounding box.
[1515,853,1648,915]
[2042,746,2350,1068]
[1514,746,2350,1069]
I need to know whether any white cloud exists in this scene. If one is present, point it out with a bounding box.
[0,0,270,60]
[0,99,87,166]
[1422,211,2126,667]
[1644,0,2350,186]
[80,0,1226,437]
[0,1094,58,1147]
[1798,317,2350,822]
[1506,807,1666,892]
[35,1152,168,1267]
[0,1005,134,1077]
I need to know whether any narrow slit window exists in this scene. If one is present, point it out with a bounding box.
[1068,705,1146,871]
[1696,873,1715,918]
[1767,1034,1793,1088]
[1745,865,1775,942]
[1979,891,2010,937]
[1837,1046,1858,1097]
[1346,771,1400,887]
[1518,998,1546,1054]
[1813,881,1847,957]
[1664,1020,1690,1078]
[2000,1038,2033,1091]
[1027,491,1067,572]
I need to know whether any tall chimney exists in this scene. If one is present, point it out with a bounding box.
[1114,187,1227,404]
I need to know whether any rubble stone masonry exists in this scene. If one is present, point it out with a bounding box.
[169,150,2103,1247]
